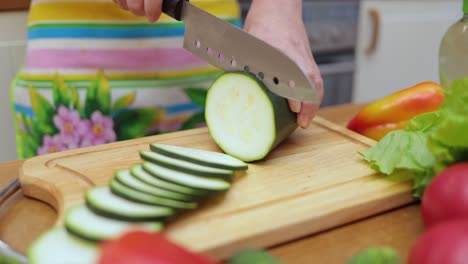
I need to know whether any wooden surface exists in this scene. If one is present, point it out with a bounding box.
[0,0,30,11]
[0,103,423,263]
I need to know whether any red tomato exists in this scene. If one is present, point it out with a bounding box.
[97,231,219,264]
[408,219,468,264]
[421,162,468,228]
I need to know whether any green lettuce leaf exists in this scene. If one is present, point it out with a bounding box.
[360,111,440,174]
[427,78,468,173]
[228,248,282,264]
[359,113,439,197]
[359,77,468,198]
[184,87,208,107]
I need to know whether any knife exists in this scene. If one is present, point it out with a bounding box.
[162,0,319,104]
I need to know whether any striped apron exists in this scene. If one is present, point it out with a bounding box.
[10,0,242,159]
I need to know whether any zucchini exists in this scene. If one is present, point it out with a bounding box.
[64,205,163,242]
[140,150,234,180]
[150,143,248,170]
[131,164,210,197]
[115,169,195,202]
[142,161,231,191]
[109,178,198,210]
[205,72,298,162]
[27,227,99,264]
[85,186,173,221]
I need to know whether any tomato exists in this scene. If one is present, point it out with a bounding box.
[421,162,468,228]
[408,219,468,264]
[97,231,219,264]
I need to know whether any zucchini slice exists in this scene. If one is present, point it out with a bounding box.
[205,72,298,162]
[140,150,234,180]
[131,164,210,197]
[115,169,195,202]
[142,162,231,191]
[85,186,173,221]
[64,205,163,242]
[110,178,198,210]
[149,143,248,170]
[27,227,99,264]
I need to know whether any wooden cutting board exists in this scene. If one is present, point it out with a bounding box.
[18,116,414,260]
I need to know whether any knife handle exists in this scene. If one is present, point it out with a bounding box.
[162,0,188,21]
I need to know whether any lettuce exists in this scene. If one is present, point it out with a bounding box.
[360,78,468,198]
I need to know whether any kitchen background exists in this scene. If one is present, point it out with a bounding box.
[0,0,463,162]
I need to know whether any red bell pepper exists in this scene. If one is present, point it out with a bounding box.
[347,81,444,141]
[97,231,219,264]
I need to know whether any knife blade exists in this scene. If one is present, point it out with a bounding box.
[162,0,319,104]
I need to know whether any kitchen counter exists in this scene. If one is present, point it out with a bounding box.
[0,103,423,263]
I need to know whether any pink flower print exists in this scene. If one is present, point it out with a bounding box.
[79,120,94,148]
[53,106,87,146]
[37,135,65,155]
[88,111,116,145]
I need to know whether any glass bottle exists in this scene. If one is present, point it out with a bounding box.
[439,0,468,89]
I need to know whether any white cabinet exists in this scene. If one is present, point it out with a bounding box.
[0,11,28,162]
[352,0,462,103]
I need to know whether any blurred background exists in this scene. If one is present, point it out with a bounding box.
[0,0,463,162]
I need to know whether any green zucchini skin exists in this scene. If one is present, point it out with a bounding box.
[149,143,248,171]
[114,169,195,202]
[109,179,198,210]
[85,187,174,222]
[205,71,298,162]
[265,77,299,151]
[130,164,210,197]
[142,162,231,192]
[140,150,234,180]
[64,205,163,243]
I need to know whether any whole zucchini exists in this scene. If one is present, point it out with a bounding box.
[205,72,298,162]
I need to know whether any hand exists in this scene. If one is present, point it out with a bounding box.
[113,0,163,22]
[244,0,324,129]
[113,0,324,129]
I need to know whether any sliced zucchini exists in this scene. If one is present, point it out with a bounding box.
[131,164,210,197]
[64,205,163,242]
[150,143,248,170]
[85,186,173,221]
[115,169,195,201]
[140,150,234,180]
[205,72,298,162]
[110,178,198,210]
[27,227,99,264]
[142,161,231,191]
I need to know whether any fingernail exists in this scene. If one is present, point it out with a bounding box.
[291,101,301,113]
[298,115,310,128]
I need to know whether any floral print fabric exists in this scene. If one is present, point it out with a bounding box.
[11,0,242,159]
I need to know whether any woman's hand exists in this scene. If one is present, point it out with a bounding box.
[113,0,324,128]
[244,0,324,129]
[113,0,163,22]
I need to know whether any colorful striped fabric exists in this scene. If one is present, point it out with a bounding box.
[11,0,242,159]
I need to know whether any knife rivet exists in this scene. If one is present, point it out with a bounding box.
[230,59,237,67]
[273,77,279,85]
[195,40,201,48]
[218,53,224,62]
[206,47,213,56]
[289,80,296,89]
